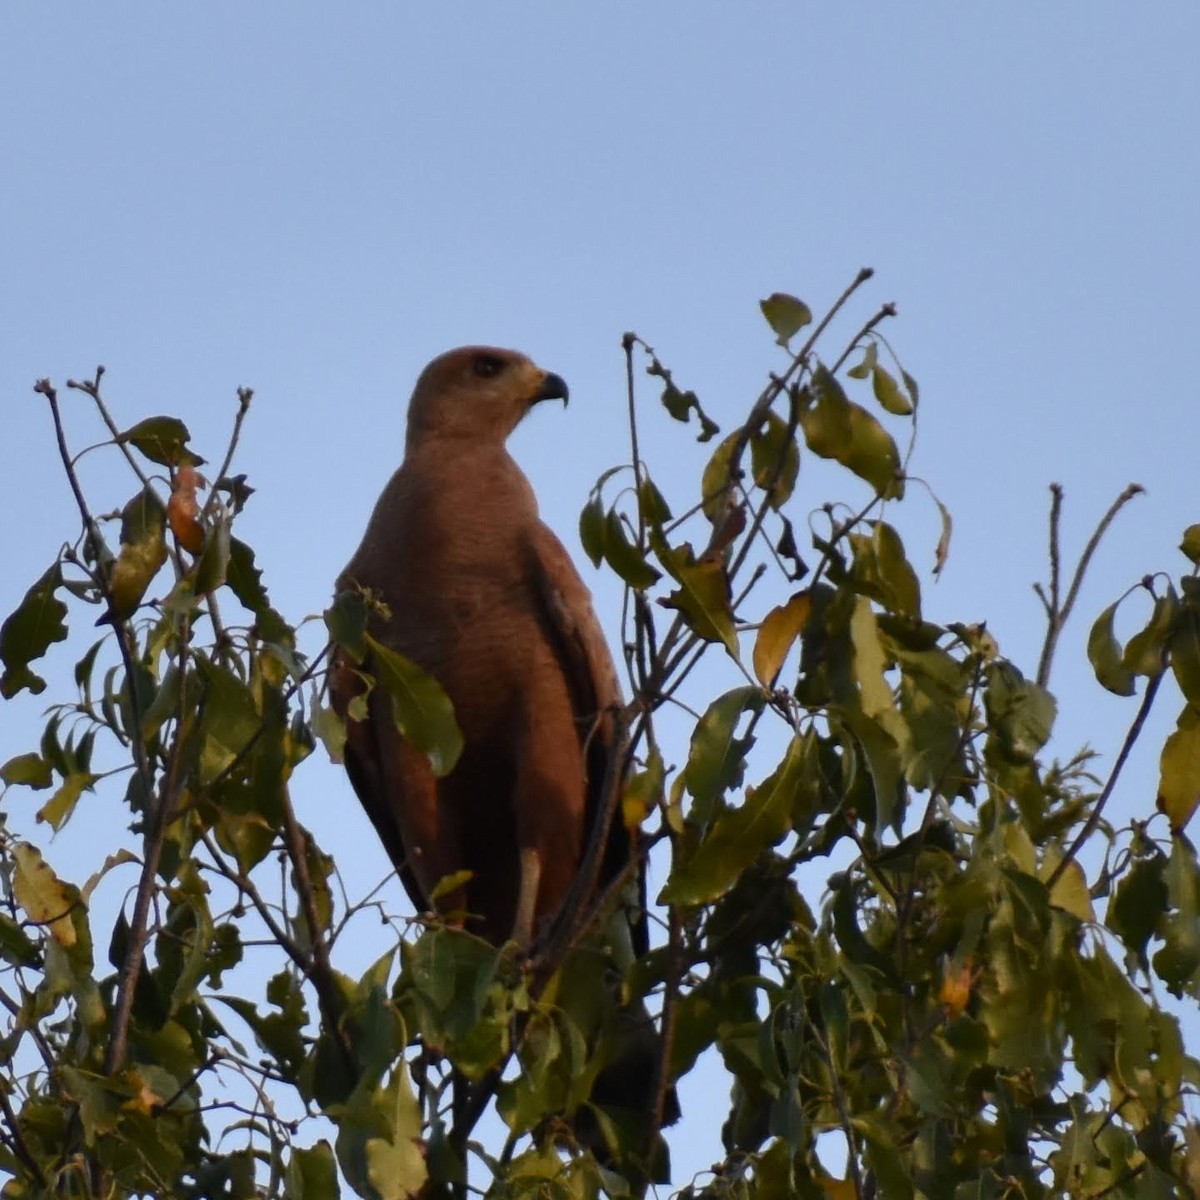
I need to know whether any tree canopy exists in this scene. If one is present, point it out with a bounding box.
[2,272,1199,1198]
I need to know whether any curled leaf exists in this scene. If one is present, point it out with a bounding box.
[168,464,206,554]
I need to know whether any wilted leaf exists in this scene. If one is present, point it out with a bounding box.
[36,770,98,831]
[1158,704,1200,830]
[12,843,77,947]
[932,495,953,578]
[0,562,68,697]
[654,372,719,442]
[847,341,878,380]
[109,486,169,619]
[800,366,903,499]
[365,634,463,777]
[116,415,202,467]
[753,592,812,686]
[760,292,812,346]
[1088,600,1136,696]
[167,464,206,553]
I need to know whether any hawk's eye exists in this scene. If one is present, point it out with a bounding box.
[473,355,505,379]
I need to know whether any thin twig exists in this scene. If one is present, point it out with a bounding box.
[0,1082,46,1188]
[1036,483,1143,689]
[279,794,357,1075]
[1046,669,1164,890]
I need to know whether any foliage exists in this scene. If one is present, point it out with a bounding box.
[2,274,1200,1199]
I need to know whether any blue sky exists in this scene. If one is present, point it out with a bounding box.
[3,4,1198,1186]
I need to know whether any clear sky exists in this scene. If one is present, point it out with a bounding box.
[2,4,1198,1186]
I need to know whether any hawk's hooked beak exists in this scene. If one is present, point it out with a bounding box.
[535,371,569,408]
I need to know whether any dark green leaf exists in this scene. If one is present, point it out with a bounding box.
[1088,600,1136,696]
[116,415,202,467]
[579,495,606,568]
[0,562,68,697]
[286,1141,340,1200]
[657,543,737,655]
[750,412,800,510]
[1122,586,1177,678]
[602,511,662,590]
[1172,600,1200,711]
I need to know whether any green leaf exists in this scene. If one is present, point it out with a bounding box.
[602,510,662,590]
[192,514,232,594]
[579,495,606,568]
[759,292,812,346]
[286,1140,340,1200]
[1153,837,1200,997]
[1121,585,1177,678]
[116,415,202,467]
[658,548,738,655]
[700,432,738,521]
[985,661,1056,764]
[871,364,913,415]
[1157,703,1200,830]
[0,562,68,697]
[0,912,40,966]
[1107,848,1168,968]
[194,655,262,785]
[848,522,921,619]
[109,486,169,619]
[1172,601,1200,711]
[1087,600,1136,696]
[682,687,764,826]
[750,411,800,510]
[326,589,371,661]
[1,752,54,789]
[663,735,808,905]
[638,475,672,526]
[799,365,904,498]
[363,634,463,777]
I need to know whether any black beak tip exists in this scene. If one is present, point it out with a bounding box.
[538,371,569,407]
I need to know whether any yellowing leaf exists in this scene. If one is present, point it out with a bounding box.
[109,486,168,619]
[871,364,913,415]
[760,291,812,345]
[1180,523,1200,565]
[12,842,77,947]
[1043,853,1096,922]
[1088,600,1136,696]
[800,366,904,499]
[939,958,975,1018]
[753,592,812,686]
[1158,704,1200,830]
